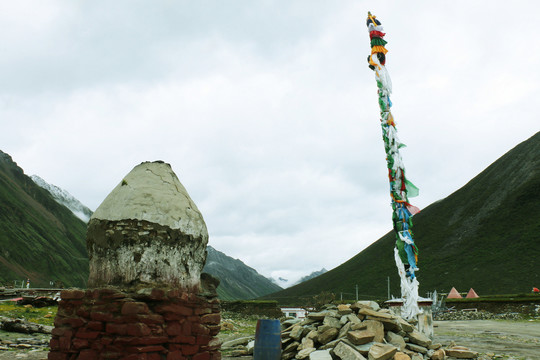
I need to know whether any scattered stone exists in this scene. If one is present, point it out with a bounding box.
[397,317,414,333]
[319,338,342,351]
[408,330,432,348]
[445,347,478,359]
[298,337,315,351]
[297,347,317,359]
[283,318,302,328]
[309,349,332,360]
[346,314,362,326]
[282,353,296,360]
[352,342,374,356]
[367,343,397,360]
[323,315,342,329]
[220,321,235,331]
[363,320,384,343]
[309,311,328,321]
[430,349,445,360]
[318,327,339,345]
[230,349,249,357]
[385,331,406,351]
[351,301,380,312]
[406,343,428,354]
[221,336,253,348]
[347,330,375,345]
[283,341,300,354]
[394,352,411,360]
[0,316,53,334]
[291,325,305,340]
[338,304,353,315]
[333,341,367,360]
[338,322,352,339]
[246,340,255,355]
[306,330,318,341]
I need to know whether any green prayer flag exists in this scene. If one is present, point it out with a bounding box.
[370,38,387,47]
[405,179,419,198]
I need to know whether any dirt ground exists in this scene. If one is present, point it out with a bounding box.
[1,320,539,360]
[434,320,540,359]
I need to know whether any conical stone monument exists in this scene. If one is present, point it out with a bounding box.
[87,160,208,289]
[48,161,221,360]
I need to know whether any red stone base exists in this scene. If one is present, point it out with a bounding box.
[48,288,221,360]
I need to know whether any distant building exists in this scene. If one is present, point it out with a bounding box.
[466,288,479,298]
[447,287,462,299]
[281,307,307,319]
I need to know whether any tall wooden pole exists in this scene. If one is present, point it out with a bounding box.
[366,12,421,319]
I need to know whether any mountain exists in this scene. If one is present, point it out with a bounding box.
[262,132,540,304]
[30,175,93,222]
[0,150,89,287]
[203,246,282,300]
[296,268,327,284]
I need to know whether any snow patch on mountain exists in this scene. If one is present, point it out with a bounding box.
[30,175,93,222]
[294,268,327,285]
[269,277,290,288]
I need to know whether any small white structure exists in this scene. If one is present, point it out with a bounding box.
[281,307,307,319]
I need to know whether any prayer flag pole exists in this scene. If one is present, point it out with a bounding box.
[366,12,421,320]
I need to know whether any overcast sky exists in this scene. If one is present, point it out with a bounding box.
[1,1,538,286]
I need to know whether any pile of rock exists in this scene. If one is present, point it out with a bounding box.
[281,301,477,360]
[0,316,53,335]
[0,335,51,351]
[220,336,255,357]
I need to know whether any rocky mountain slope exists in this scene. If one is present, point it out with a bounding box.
[203,246,282,300]
[0,150,88,287]
[263,132,540,304]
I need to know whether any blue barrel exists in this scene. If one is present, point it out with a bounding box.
[253,319,281,360]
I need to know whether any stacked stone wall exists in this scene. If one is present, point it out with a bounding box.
[48,288,221,360]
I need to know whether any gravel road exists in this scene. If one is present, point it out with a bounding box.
[434,320,540,359]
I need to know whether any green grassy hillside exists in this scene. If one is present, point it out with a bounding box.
[263,132,540,305]
[0,151,88,287]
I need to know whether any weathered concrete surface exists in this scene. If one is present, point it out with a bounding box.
[91,161,206,235]
[87,161,208,288]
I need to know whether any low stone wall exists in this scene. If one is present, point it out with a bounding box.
[220,300,282,318]
[445,300,540,315]
[48,288,221,360]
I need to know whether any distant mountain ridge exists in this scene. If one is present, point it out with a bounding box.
[262,132,540,304]
[31,175,93,222]
[203,246,282,300]
[297,268,327,284]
